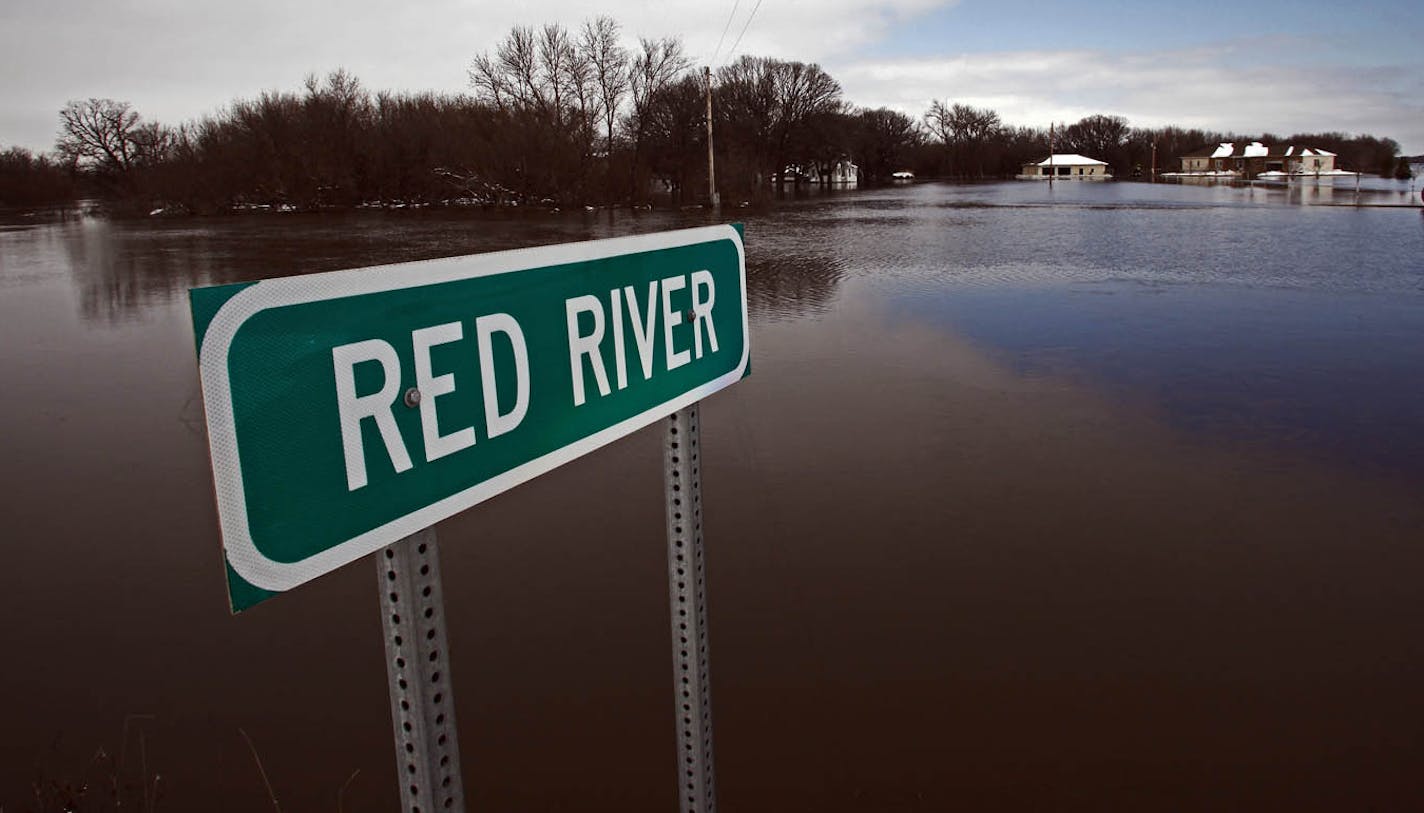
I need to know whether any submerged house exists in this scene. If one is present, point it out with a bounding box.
[1174,142,1347,179]
[773,159,859,186]
[824,159,858,185]
[1016,154,1111,180]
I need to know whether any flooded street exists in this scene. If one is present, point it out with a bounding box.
[3,180,1424,810]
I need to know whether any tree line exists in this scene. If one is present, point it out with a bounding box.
[0,16,1410,211]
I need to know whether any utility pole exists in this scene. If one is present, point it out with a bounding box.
[705,66,720,208]
[1048,122,1055,188]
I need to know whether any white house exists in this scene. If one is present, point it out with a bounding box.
[772,160,859,186]
[1017,154,1111,180]
[826,159,858,185]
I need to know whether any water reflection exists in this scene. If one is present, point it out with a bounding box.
[1165,174,1422,208]
[745,251,845,320]
[58,218,225,323]
[14,207,851,324]
[11,179,1419,327]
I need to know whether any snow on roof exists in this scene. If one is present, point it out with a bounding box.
[1034,153,1108,166]
[1203,142,1335,159]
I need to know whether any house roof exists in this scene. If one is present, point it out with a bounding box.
[1032,154,1108,166]
[1188,142,1339,160]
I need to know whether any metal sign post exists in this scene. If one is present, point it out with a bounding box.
[663,406,716,812]
[378,528,465,813]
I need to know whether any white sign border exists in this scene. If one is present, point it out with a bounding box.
[198,224,748,594]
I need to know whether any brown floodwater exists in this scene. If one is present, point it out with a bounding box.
[3,181,1424,811]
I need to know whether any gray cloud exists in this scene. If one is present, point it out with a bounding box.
[834,44,1424,151]
[0,0,948,152]
[3,3,1418,154]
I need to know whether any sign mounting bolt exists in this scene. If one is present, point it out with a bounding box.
[403,387,421,408]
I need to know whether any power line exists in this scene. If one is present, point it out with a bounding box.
[710,0,741,66]
[723,0,765,66]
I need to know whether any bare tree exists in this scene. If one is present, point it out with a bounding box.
[471,24,592,131]
[717,56,842,186]
[641,73,706,198]
[771,60,843,181]
[470,23,609,202]
[57,98,145,176]
[626,36,691,199]
[469,26,540,112]
[301,69,374,204]
[629,37,689,124]
[1061,114,1129,163]
[0,146,76,205]
[923,101,1001,177]
[579,16,629,157]
[537,24,575,127]
[852,107,922,182]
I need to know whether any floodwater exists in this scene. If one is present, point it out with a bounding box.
[2,179,1423,810]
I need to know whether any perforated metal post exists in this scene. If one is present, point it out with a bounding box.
[378,528,465,813]
[664,405,717,813]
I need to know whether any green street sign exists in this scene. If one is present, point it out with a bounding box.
[191,225,748,611]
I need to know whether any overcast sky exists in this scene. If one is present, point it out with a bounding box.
[2,0,1420,154]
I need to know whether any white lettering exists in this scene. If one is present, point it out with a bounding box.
[690,269,718,359]
[566,295,610,406]
[624,281,659,381]
[610,288,628,390]
[332,339,413,491]
[661,274,691,370]
[412,322,476,463]
[475,313,530,438]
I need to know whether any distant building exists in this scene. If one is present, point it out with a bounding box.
[826,159,858,185]
[1016,154,1111,180]
[1173,142,1348,179]
[772,160,858,186]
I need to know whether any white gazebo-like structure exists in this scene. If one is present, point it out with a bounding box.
[1017,154,1111,180]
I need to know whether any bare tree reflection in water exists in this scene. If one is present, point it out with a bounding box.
[51,207,851,325]
[54,210,711,323]
[61,218,233,324]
